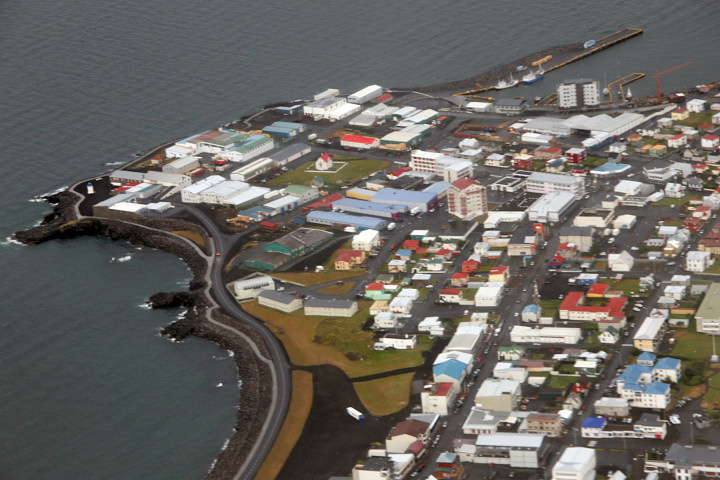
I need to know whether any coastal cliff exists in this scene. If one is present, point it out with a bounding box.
[14,197,270,480]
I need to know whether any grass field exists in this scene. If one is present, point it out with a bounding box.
[677,111,715,129]
[671,327,717,359]
[547,375,579,389]
[654,195,700,206]
[242,301,431,378]
[254,370,313,480]
[265,159,390,187]
[353,372,415,416]
[583,156,607,168]
[598,278,644,296]
[171,230,206,249]
[317,281,356,294]
[271,270,364,286]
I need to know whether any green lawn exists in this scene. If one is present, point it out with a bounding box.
[703,262,720,275]
[598,278,644,296]
[547,375,579,389]
[677,111,715,128]
[671,326,717,359]
[583,156,607,168]
[266,159,390,187]
[654,195,700,206]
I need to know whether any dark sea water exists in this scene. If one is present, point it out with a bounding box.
[2,1,720,478]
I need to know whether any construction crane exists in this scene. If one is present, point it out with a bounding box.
[655,61,693,103]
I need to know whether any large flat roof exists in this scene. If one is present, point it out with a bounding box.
[474,432,545,448]
[695,282,720,321]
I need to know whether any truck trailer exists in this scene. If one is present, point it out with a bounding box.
[346,407,365,422]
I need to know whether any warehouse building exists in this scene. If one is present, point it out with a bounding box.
[223,185,271,208]
[527,192,577,223]
[303,96,361,121]
[305,210,388,230]
[283,185,319,203]
[256,290,303,312]
[110,170,145,184]
[380,130,423,148]
[200,180,249,204]
[510,325,582,344]
[340,134,380,150]
[144,171,192,188]
[219,134,275,163]
[230,157,275,181]
[371,188,438,212]
[304,298,358,317]
[163,155,200,174]
[180,175,225,203]
[347,84,383,104]
[693,282,720,334]
[332,197,405,219]
[227,274,275,301]
[245,228,333,271]
[261,195,302,215]
[267,143,311,166]
[261,121,306,139]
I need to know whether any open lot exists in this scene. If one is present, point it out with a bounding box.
[353,372,416,416]
[265,159,390,187]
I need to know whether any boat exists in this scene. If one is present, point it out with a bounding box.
[495,74,519,90]
[626,86,633,100]
[522,66,544,85]
[603,87,609,96]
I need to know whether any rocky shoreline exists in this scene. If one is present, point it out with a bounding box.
[15,192,270,480]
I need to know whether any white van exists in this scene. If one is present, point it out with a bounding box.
[387,222,397,231]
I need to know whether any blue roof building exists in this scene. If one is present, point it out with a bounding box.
[433,360,467,383]
[305,210,388,230]
[582,417,607,429]
[372,188,438,212]
[422,181,452,196]
[618,364,652,385]
[644,382,670,395]
[637,351,656,366]
[332,197,406,219]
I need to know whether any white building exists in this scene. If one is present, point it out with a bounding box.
[200,180,249,204]
[474,379,521,411]
[315,153,333,171]
[686,251,714,272]
[447,178,488,220]
[558,79,601,109]
[352,229,381,251]
[380,334,417,350]
[458,433,547,468]
[421,382,458,416]
[389,296,413,316]
[474,283,504,307]
[608,251,634,272]
[348,85,383,104]
[510,325,582,344]
[552,447,596,480]
[525,172,586,199]
[687,98,707,113]
[228,275,276,301]
[303,96,361,121]
[493,362,528,382]
[180,175,225,203]
[527,192,577,223]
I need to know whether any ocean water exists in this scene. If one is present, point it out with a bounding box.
[2,1,720,478]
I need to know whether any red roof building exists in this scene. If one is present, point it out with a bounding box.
[403,239,420,250]
[559,291,627,327]
[462,259,479,273]
[587,283,610,297]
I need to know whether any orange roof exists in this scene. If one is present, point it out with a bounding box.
[587,283,609,296]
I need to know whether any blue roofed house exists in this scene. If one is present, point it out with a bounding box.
[396,249,414,261]
[617,364,671,409]
[581,417,607,438]
[652,357,682,383]
[522,304,541,323]
[433,351,473,388]
[637,351,656,366]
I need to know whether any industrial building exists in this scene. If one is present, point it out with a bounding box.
[510,325,582,344]
[332,197,405,219]
[527,192,577,223]
[494,98,527,115]
[557,79,601,109]
[223,185,271,208]
[371,188,438,212]
[347,84,383,104]
[256,290,303,313]
[261,121,306,139]
[144,171,192,188]
[230,157,274,181]
[200,180,249,204]
[227,275,275,301]
[525,171,586,199]
[180,175,225,203]
[340,134,380,150]
[267,143,311,166]
[217,134,275,163]
[304,299,358,317]
[244,228,333,271]
[303,96,360,121]
[162,155,200,174]
[693,282,720,334]
[305,210,388,230]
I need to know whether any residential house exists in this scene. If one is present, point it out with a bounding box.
[385,419,431,454]
[434,452,464,480]
[668,134,688,149]
[598,326,619,344]
[462,259,480,273]
[593,397,630,417]
[701,134,720,150]
[380,333,417,350]
[388,259,408,273]
[497,345,526,361]
[373,311,398,330]
[439,288,463,304]
[633,315,667,352]
[451,272,470,287]
[488,266,509,284]
[559,292,627,331]
[334,249,366,270]
[524,413,563,437]
[421,382,458,416]
[671,108,689,121]
[608,251,634,272]
[474,283,504,307]
[304,299,358,317]
[686,251,714,272]
[687,98,706,113]
[389,296,413,316]
[645,443,720,480]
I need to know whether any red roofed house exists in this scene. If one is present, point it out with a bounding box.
[488,266,510,284]
[548,254,565,270]
[420,382,458,416]
[451,272,470,287]
[684,216,704,233]
[385,419,431,454]
[693,205,712,221]
[587,282,610,298]
[447,178,488,220]
[439,288,462,303]
[699,123,715,132]
[556,242,579,260]
[435,248,453,261]
[702,134,720,150]
[534,145,563,160]
[334,249,366,270]
[668,134,688,149]
[315,152,334,171]
[693,163,709,174]
[434,452,464,479]
[387,166,412,180]
[403,239,420,251]
[340,134,380,150]
[302,192,344,212]
[559,292,627,331]
[671,108,689,121]
[462,259,479,273]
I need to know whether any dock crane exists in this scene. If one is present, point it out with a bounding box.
[655,61,693,103]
